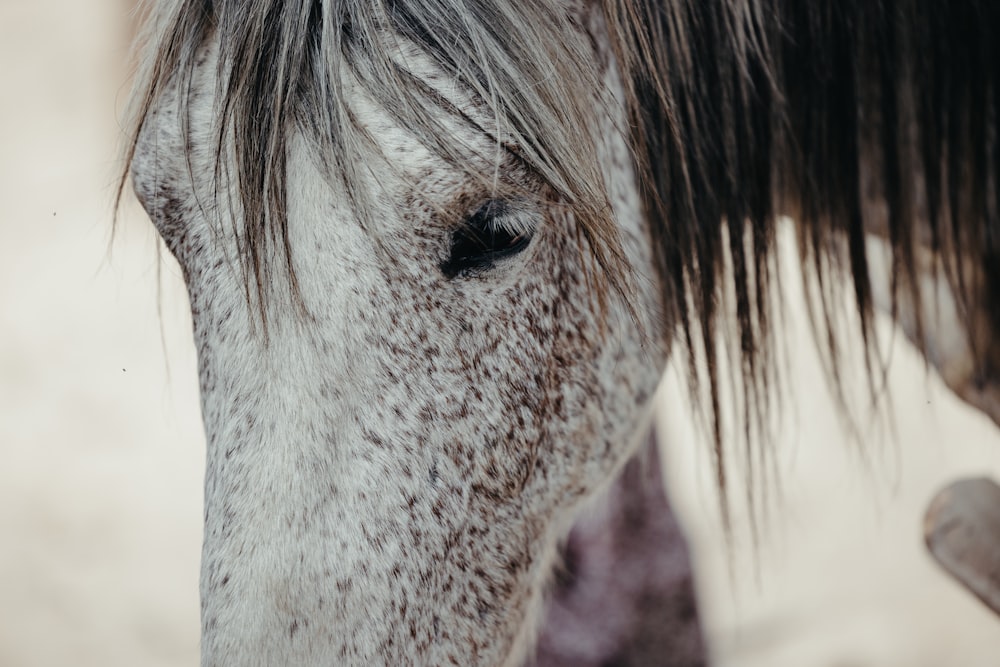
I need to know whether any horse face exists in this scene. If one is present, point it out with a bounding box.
[131,29,666,667]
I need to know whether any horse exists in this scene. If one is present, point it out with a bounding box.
[119,0,1000,664]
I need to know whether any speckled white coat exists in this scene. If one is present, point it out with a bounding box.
[131,12,670,666]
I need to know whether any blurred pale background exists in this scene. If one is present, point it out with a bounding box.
[1,1,999,666]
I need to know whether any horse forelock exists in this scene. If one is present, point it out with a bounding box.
[122,0,630,325]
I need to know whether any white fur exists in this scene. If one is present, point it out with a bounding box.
[132,15,667,666]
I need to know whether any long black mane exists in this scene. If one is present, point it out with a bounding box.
[607,0,999,485]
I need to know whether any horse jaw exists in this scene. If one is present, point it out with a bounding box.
[131,19,669,667]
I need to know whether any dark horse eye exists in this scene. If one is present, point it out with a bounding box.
[441,200,533,278]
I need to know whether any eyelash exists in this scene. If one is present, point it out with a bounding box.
[440,201,535,278]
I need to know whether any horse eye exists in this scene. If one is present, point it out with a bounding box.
[441,200,533,278]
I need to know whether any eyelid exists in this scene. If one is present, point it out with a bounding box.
[485,209,535,238]
[440,198,536,279]
[462,199,536,235]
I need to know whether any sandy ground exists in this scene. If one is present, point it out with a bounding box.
[2,1,1000,665]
